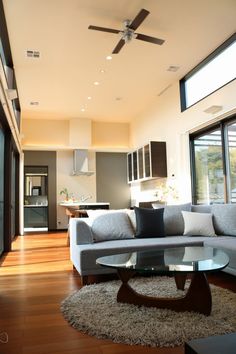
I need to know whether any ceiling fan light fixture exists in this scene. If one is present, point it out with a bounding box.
[122,29,136,43]
[89,9,165,54]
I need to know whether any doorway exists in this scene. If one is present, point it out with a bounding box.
[24,166,48,232]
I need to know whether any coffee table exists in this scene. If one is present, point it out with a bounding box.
[96,246,229,316]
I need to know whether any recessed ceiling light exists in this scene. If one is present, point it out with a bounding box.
[81,108,85,112]
[87,96,92,100]
[94,81,99,86]
[106,55,112,60]
[115,97,122,101]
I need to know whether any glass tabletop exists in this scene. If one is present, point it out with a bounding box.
[96,246,229,273]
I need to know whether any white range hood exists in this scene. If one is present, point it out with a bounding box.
[71,149,94,176]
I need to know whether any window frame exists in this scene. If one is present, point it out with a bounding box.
[190,115,236,205]
[180,33,236,112]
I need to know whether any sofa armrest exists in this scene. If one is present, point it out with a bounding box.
[69,218,93,244]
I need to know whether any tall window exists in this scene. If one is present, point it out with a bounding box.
[180,33,236,111]
[190,116,236,204]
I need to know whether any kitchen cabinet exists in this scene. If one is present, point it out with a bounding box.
[127,153,133,182]
[127,141,167,183]
[24,206,48,228]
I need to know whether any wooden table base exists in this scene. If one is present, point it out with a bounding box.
[117,269,212,316]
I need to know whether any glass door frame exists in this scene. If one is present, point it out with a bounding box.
[0,121,4,255]
[2,125,20,252]
[190,114,236,205]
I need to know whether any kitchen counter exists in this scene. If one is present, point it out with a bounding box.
[59,202,110,208]
[24,205,48,207]
[60,202,110,218]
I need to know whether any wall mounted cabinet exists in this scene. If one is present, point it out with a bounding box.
[127,141,167,183]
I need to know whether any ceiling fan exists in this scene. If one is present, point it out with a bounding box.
[88,8,165,54]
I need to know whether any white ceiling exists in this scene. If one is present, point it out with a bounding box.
[3,0,236,123]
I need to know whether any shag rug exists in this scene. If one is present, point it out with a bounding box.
[60,276,236,347]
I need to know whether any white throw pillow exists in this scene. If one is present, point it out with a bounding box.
[181,211,216,237]
[126,209,136,231]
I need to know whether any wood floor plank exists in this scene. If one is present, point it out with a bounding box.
[0,232,235,354]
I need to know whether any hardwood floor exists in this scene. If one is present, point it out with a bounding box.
[0,232,235,354]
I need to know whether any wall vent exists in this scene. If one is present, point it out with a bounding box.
[26,50,40,58]
[167,65,180,72]
[204,105,223,114]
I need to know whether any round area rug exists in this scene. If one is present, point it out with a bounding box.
[60,276,236,347]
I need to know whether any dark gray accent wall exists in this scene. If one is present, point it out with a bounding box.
[96,152,130,209]
[24,151,57,230]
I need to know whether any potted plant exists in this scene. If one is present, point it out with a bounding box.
[59,188,69,201]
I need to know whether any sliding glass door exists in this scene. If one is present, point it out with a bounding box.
[191,116,236,204]
[226,121,236,203]
[0,124,4,255]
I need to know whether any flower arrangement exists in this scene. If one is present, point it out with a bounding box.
[154,182,178,204]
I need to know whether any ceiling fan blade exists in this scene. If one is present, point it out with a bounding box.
[112,39,126,54]
[129,9,150,30]
[88,25,120,34]
[136,33,165,45]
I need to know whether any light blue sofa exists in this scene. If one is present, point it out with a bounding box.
[69,204,236,284]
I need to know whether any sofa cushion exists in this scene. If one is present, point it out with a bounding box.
[191,205,212,213]
[91,212,134,242]
[212,204,236,236]
[134,207,165,238]
[164,203,192,235]
[153,203,192,235]
[182,211,216,237]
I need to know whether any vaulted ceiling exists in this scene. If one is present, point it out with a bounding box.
[3,0,236,122]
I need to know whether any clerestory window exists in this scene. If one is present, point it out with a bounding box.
[180,33,236,111]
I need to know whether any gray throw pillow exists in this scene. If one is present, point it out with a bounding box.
[162,203,191,235]
[91,212,134,242]
[212,204,236,236]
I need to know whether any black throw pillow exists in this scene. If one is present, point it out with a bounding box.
[134,206,166,238]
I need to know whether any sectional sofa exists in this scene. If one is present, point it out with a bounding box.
[69,203,236,284]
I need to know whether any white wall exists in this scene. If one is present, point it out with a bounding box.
[56,150,96,229]
[130,79,236,204]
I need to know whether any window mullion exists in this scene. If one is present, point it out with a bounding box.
[221,123,229,203]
